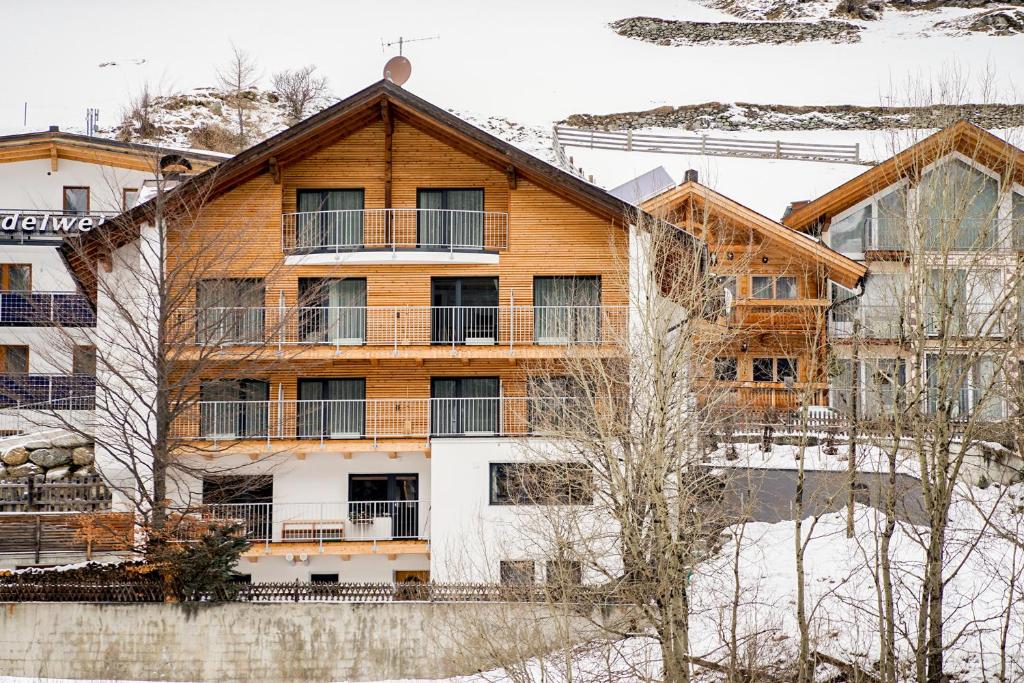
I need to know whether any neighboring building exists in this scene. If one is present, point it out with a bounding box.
[64,81,677,583]
[642,174,865,415]
[0,129,223,418]
[782,121,1024,421]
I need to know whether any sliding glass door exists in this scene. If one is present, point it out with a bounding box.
[296,189,365,250]
[534,276,601,343]
[417,189,484,249]
[199,380,269,439]
[430,377,500,436]
[298,278,367,344]
[297,378,366,438]
[196,279,265,344]
[431,277,498,345]
[349,474,419,539]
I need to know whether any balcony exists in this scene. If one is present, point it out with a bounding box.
[0,374,96,409]
[171,396,566,443]
[173,500,429,552]
[0,291,95,327]
[831,303,1002,340]
[281,209,508,264]
[175,305,626,351]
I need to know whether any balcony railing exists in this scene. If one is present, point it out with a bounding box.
[175,305,627,349]
[831,303,1002,339]
[0,374,96,409]
[0,291,95,327]
[172,500,429,548]
[171,396,569,442]
[281,208,508,254]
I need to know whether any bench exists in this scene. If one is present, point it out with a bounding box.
[280,519,346,541]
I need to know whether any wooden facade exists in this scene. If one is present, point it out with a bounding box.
[643,181,866,414]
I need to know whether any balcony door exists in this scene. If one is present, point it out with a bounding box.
[417,188,484,249]
[202,475,274,541]
[297,378,365,439]
[533,276,601,344]
[199,379,269,439]
[299,278,366,344]
[431,377,500,436]
[349,474,419,539]
[431,277,498,345]
[296,189,364,250]
[196,279,265,344]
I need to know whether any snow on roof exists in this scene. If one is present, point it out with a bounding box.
[609,166,676,205]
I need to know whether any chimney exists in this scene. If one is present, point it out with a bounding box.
[48,125,59,132]
[684,169,699,183]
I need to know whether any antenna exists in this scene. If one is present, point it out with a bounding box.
[381,35,439,56]
[85,108,100,137]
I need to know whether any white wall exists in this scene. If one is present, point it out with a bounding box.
[0,157,150,212]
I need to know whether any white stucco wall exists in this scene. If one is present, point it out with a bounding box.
[0,157,149,213]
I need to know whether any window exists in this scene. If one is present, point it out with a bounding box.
[122,188,139,210]
[199,380,269,439]
[927,354,1002,419]
[830,188,908,252]
[526,375,581,433]
[349,474,419,538]
[831,359,855,416]
[310,574,339,584]
[202,475,273,541]
[1013,191,1024,249]
[925,268,1000,337]
[920,159,999,250]
[533,276,601,343]
[431,377,500,435]
[751,275,797,300]
[295,189,365,250]
[489,462,593,505]
[713,357,737,381]
[863,358,906,417]
[417,188,484,249]
[0,345,28,373]
[196,279,265,344]
[298,278,366,344]
[0,264,30,291]
[706,275,736,318]
[432,277,499,344]
[546,559,582,585]
[829,204,870,255]
[500,560,535,586]
[297,378,365,438]
[62,187,89,215]
[752,357,797,383]
[72,345,96,376]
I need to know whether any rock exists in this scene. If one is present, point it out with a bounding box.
[21,440,52,451]
[45,466,72,481]
[1,446,30,466]
[608,16,863,47]
[6,463,43,478]
[0,465,7,479]
[51,433,91,449]
[71,446,95,466]
[71,465,96,478]
[29,448,73,468]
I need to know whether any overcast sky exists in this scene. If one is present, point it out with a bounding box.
[2,0,1021,134]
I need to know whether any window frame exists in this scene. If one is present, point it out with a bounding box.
[828,179,910,255]
[750,275,798,300]
[62,186,90,215]
[0,264,31,291]
[122,187,139,210]
[713,356,738,381]
[489,462,594,506]
[751,356,799,383]
[0,345,29,373]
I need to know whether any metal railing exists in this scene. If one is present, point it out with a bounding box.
[830,303,1002,339]
[0,375,96,409]
[175,305,627,349]
[171,396,568,442]
[852,217,1024,253]
[172,500,429,549]
[281,208,508,254]
[0,291,95,326]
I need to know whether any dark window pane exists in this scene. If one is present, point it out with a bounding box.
[752,358,774,382]
[310,574,339,584]
[777,358,798,382]
[713,357,737,381]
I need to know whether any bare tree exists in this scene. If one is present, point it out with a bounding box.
[217,44,261,151]
[115,82,161,142]
[272,65,331,125]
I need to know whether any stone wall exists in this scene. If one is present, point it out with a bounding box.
[0,433,94,482]
[0,601,612,682]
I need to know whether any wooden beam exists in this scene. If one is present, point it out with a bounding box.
[268,156,281,184]
[49,144,58,172]
[382,100,393,211]
[505,165,517,189]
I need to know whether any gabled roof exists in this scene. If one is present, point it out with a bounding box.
[64,79,654,302]
[643,180,866,289]
[0,129,226,171]
[609,166,676,205]
[782,121,1024,232]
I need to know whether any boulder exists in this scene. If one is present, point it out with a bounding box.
[29,448,73,468]
[45,466,72,481]
[1,446,30,466]
[71,446,95,466]
[71,465,96,478]
[6,463,43,478]
[51,433,91,449]
[0,465,7,480]
[21,439,53,451]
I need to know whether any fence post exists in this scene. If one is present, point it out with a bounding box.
[775,140,782,159]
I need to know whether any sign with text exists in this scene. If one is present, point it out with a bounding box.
[0,211,114,241]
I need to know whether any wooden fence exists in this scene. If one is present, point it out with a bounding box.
[553,125,869,166]
[0,475,112,513]
[0,512,132,561]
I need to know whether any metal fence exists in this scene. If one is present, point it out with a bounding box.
[281,208,509,254]
[174,305,627,349]
[172,396,571,443]
[0,291,95,326]
[553,125,866,165]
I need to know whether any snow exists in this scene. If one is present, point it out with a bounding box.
[706,440,925,476]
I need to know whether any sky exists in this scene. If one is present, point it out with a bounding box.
[2,0,1022,134]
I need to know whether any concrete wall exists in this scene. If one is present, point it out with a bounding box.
[0,601,607,682]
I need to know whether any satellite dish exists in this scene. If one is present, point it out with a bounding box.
[384,56,412,86]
